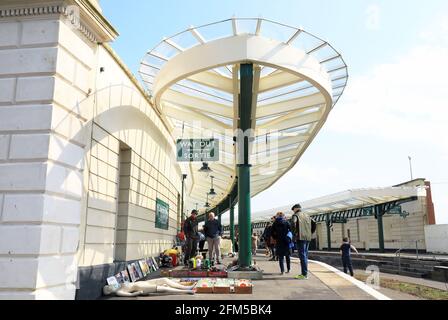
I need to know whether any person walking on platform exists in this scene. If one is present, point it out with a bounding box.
[204,212,223,264]
[340,237,359,276]
[262,217,276,260]
[183,210,199,265]
[291,204,316,280]
[271,212,292,275]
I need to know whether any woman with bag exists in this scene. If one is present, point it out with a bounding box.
[271,212,292,275]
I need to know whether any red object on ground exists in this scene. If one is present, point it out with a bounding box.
[169,253,178,266]
[189,270,208,277]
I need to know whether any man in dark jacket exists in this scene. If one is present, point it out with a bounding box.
[271,212,292,275]
[203,212,223,264]
[183,210,199,265]
[262,217,276,260]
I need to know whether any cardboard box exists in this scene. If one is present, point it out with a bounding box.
[234,279,253,294]
[213,279,232,294]
[195,279,214,294]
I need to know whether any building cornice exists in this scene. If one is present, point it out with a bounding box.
[0,0,118,44]
[73,0,118,43]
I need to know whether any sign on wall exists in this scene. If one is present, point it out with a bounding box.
[176,139,219,162]
[155,198,169,230]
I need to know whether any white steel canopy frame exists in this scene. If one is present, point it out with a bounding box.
[139,18,348,214]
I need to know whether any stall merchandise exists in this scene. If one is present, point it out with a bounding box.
[120,270,131,283]
[235,279,253,294]
[195,279,214,294]
[192,278,252,294]
[106,276,120,289]
[139,260,150,276]
[213,278,233,294]
[134,262,144,279]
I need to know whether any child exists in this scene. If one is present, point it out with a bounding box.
[339,237,359,276]
[251,233,258,256]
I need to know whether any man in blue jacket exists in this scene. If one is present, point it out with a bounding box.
[203,212,223,264]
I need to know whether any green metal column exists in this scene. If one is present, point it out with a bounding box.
[376,205,385,253]
[237,63,253,268]
[229,198,235,252]
[326,213,332,250]
[217,208,221,224]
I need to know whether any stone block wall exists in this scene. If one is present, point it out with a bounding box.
[0,1,182,299]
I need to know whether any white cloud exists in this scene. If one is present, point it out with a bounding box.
[328,45,448,152]
[365,4,381,30]
[419,13,448,46]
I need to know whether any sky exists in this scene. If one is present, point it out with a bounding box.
[101,0,448,224]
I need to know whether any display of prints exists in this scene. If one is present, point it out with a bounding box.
[139,260,150,276]
[155,198,169,230]
[134,262,144,279]
[120,270,131,283]
[106,276,120,289]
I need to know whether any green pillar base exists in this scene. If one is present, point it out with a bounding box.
[238,164,252,268]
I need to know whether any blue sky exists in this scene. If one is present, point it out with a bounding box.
[101,1,448,224]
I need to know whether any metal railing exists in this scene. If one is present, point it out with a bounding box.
[395,240,424,274]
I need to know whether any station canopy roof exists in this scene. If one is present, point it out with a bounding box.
[230,185,427,224]
[139,18,348,214]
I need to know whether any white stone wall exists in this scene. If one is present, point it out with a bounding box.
[425,225,448,254]
[0,2,182,299]
[0,14,82,299]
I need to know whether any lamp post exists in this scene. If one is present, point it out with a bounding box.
[408,156,413,181]
[208,176,217,198]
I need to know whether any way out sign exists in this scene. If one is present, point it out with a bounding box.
[176,139,219,162]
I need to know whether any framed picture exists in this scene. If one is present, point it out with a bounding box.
[127,264,139,282]
[155,198,169,230]
[120,270,131,283]
[107,276,120,289]
[147,258,156,272]
[114,272,124,284]
[139,260,150,276]
[134,262,144,279]
[151,257,159,270]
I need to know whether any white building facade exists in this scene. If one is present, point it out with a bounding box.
[0,0,183,299]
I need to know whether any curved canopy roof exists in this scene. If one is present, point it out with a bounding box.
[139,18,348,215]
[227,186,426,224]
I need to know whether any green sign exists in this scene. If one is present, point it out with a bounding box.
[155,198,169,230]
[387,206,402,215]
[362,207,374,216]
[176,139,219,162]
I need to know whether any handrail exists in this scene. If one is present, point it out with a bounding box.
[395,248,403,274]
